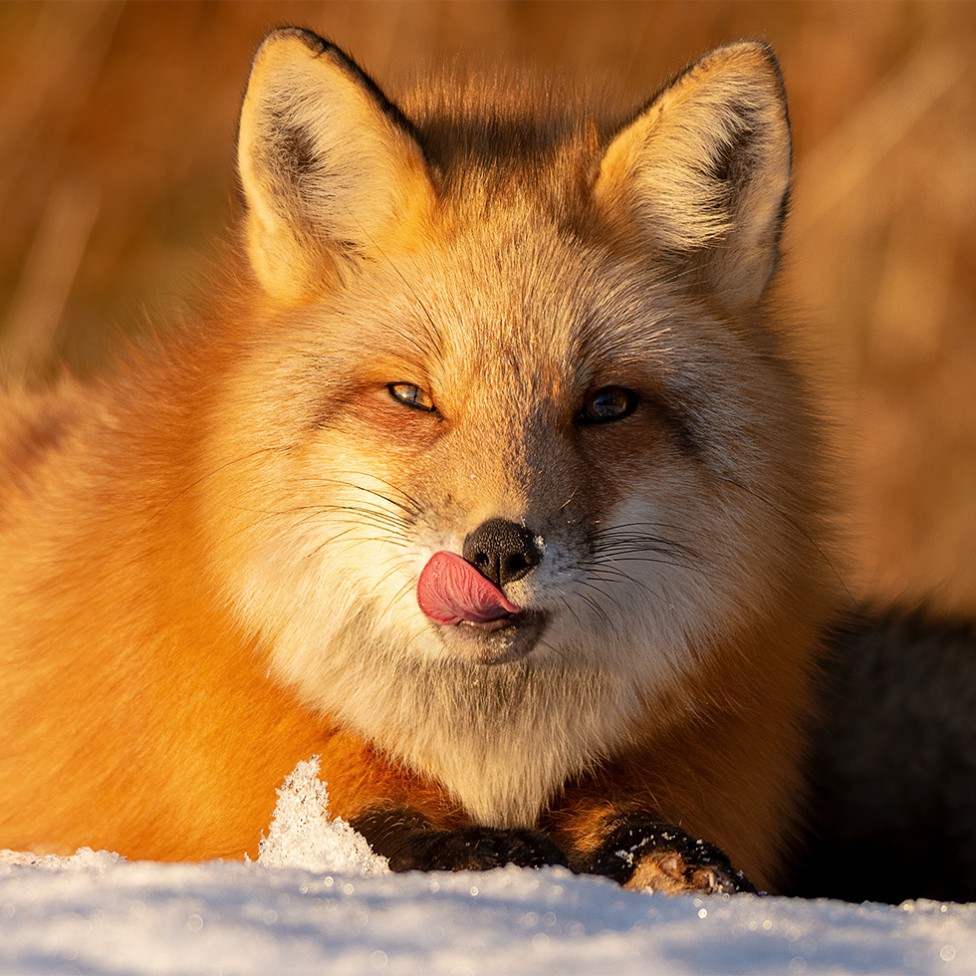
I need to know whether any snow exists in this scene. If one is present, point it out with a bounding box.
[255,758,388,876]
[2,760,974,976]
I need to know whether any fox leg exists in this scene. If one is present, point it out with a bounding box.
[544,794,759,895]
[316,733,749,886]
[349,808,569,872]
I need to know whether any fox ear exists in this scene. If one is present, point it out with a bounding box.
[594,43,791,310]
[238,28,435,303]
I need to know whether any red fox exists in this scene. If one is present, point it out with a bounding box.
[0,28,833,895]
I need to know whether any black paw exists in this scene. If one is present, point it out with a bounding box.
[350,808,570,873]
[580,815,757,895]
[402,826,570,873]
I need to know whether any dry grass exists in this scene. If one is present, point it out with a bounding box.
[1,0,974,610]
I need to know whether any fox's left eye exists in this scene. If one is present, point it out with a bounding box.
[577,386,637,424]
[388,382,436,413]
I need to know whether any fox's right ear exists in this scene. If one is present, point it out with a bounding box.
[238,28,435,303]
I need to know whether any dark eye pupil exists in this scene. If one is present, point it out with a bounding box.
[388,383,436,412]
[592,391,625,416]
[581,387,635,424]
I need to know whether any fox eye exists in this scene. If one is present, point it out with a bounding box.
[388,382,436,413]
[577,386,637,425]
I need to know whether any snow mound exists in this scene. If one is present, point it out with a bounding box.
[1,859,974,975]
[256,755,389,875]
[0,847,123,873]
[3,758,976,975]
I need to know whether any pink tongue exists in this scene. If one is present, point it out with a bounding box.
[417,551,522,625]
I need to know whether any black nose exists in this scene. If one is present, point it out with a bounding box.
[462,518,542,588]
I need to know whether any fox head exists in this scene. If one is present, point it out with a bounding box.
[204,29,829,825]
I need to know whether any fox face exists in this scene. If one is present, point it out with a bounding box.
[198,29,827,828]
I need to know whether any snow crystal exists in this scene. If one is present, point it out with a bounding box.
[256,755,389,875]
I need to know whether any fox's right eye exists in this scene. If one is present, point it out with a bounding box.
[388,382,436,413]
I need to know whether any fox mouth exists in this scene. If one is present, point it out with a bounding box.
[417,550,546,663]
[435,611,548,665]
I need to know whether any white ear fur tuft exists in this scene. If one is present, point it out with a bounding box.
[238,28,435,303]
[595,42,792,310]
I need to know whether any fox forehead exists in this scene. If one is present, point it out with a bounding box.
[318,213,685,406]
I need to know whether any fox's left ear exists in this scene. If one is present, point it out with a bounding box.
[594,42,791,310]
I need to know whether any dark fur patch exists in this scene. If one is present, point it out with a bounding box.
[710,117,755,196]
[419,112,574,174]
[277,123,318,181]
[644,389,700,458]
[784,606,976,903]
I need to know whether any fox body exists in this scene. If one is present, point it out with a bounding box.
[0,30,832,893]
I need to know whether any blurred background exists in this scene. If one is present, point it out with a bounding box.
[0,0,974,612]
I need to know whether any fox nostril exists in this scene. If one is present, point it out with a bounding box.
[505,553,529,576]
[462,518,541,588]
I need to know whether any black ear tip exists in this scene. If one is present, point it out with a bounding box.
[262,26,331,56]
[255,27,359,74]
